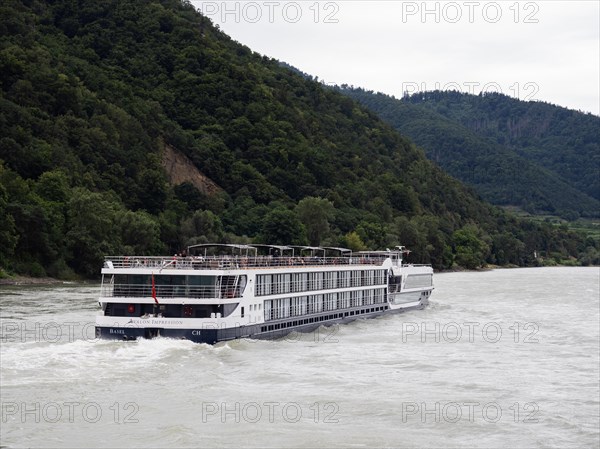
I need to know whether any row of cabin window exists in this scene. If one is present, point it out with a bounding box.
[264,288,387,321]
[260,305,389,333]
[256,270,386,296]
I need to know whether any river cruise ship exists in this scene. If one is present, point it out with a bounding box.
[96,244,434,343]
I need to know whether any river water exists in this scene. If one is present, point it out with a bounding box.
[0,267,598,448]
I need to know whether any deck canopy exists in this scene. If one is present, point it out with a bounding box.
[287,246,352,257]
[187,243,258,257]
[289,246,326,257]
[186,243,354,259]
[357,246,410,262]
[322,246,352,256]
[250,244,294,256]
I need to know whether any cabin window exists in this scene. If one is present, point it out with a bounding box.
[264,300,273,320]
[338,291,350,309]
[151,275,184,298]
[337,271,350,288]
[314,272,324,290]
[314,295,324,313]
[291,273,301,292]
[290,296,306,316]
[283,273,291,293]
[374,288,386,304]
[270,273,292,295]
[111,274,217,298]
[266,274,273,295]
[281,298,290,318]
[324,271,336,289]
[404,274,433,289]
[187,275,218,298]
[351,290,359,307]
[272,274,281,295]
[351,270,361,287]
[324,293,336,311]
[256,274,273,296]
[300,273,308,291]
[299,296,308,315]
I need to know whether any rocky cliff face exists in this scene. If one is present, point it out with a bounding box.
[162,145,221,196]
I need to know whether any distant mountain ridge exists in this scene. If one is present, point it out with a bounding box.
[408,91,600,201]
[339,88,599,219]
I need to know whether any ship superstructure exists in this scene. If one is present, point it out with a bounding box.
[96,244,434,343]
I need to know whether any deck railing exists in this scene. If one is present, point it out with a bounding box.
[103,255,387,270]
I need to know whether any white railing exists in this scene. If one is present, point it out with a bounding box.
[104,255,387,270]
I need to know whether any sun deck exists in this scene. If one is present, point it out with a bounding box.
[103,255,387,271]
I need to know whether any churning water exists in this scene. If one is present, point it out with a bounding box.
[1,267,598,448]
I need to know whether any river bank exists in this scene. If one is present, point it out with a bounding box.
[3,263,594,286]
[0,275,67,286]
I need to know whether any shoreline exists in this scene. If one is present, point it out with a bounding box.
[0,276,75,286]
[1,264,595,286]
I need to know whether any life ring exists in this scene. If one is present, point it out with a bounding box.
[183,306,193,317]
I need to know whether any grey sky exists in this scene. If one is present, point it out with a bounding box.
[192,1,600,115]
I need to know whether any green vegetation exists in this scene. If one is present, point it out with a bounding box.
[1,0,597,278]
[405,90,600,204]
[340,87,600,219]
[500,208,600,266]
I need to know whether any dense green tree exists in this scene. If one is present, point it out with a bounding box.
[173,182,207,211]
[180,210,224,247]
[452,225,490,269]
[65,188,123,277]
[34,170,70,203]
[340,231,366,252]
[118,210,164,255]
[490,232,526,266]
[0,181,18,267]
[356,221,390,250]
[296,197,335,246]
[260,207,306,246]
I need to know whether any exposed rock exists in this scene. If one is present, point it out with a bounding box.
[162,144,221,195]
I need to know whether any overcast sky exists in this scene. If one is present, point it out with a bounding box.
[191,1,600,115]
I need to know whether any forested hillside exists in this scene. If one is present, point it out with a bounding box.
[404,91,600,204]
[1,0,597,279]
[340,88,600,219]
